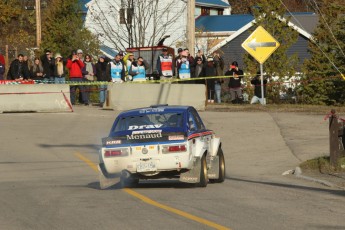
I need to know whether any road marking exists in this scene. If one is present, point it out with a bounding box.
[75,152,231,230]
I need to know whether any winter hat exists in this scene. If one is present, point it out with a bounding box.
[77,49,83,54]
[55,53,62,59]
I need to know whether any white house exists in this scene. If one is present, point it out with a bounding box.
[82,0,230,56]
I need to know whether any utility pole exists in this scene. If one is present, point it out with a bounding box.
[187,0,195,55]
[35,0,41,47]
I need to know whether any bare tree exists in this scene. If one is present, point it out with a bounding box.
[86,0,184,50]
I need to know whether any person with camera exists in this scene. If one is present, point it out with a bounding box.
[225,61,244,104]
[250,72,267,105]
[66,50,88,105]
[129,56,149,82]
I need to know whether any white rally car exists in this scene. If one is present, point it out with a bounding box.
[98,105,225,188]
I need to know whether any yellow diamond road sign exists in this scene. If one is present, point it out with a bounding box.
[241,26,280,64]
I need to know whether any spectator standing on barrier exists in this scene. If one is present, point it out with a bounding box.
[41,49,55,83]
[157,47,174,82]
[184,48,195,82]
[226,61,244,104]
[54,53,66,84]
[175,48,183,78]
[66,50,88,105]
[129,56,149,82]
[195,49,206,64]
[192,56,206,84]
[8,54,30,80]
[213,52,225,103]
[177,51,191,81]
[205,56,216,103]
[106,54,126,83]
[82,54,96,105]
[124,53,135,81]
[250,72,267,105]
[30,57,44,82]
[96,55,110,107]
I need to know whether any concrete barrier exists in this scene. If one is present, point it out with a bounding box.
[0,85,72,113]
[105,83,206,111]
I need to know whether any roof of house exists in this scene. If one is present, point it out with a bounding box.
[196,13,318,34]
[100,45,118,58]
[196,15,254,32]
[196,0,230,8]
[207,13,319,54]
[80,0,91,13]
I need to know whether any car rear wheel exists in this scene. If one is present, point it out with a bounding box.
[215,147,225,183]
[120,174,139,188]
[197,154,208,187]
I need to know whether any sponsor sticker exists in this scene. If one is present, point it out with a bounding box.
[128,124,163,130]
[106,140,122,145]
[132,129,162,134]
[139,108,165,113]
[168,135,185,141]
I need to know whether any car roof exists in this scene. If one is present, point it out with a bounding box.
[118,105,192,117]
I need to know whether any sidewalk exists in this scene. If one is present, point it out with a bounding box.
[203,106,345,189]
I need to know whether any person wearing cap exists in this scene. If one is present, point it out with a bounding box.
[156,47,174,81]
[225,61,244,104]
[129,56,149,82]
[54,53,66,84]
[67,50,88,105]
[106,54,126,83]
[96,55,111,107]
[77,49,84,61]
[41,49,55,83]
[176,50,191,81]
[192,56,206,84]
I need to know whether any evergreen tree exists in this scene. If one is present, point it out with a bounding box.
[0,0,35,50]
[243,0,299,103]
[41,0,100,58]
[302,0,345,105]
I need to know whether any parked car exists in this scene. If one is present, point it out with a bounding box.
[98,104,225,188]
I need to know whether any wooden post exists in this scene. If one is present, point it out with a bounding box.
[36,0,41,47]
[187,0,195,55]
[329,109,341,167]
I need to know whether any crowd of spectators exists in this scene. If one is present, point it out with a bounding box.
[0,47,267,105]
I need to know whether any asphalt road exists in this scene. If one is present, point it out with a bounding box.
[0,107,344,230]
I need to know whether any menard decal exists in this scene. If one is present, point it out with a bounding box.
[127,133,163,140]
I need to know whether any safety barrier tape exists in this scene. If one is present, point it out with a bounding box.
[1,74,342,86]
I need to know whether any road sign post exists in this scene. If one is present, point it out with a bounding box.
[242,26,280,105]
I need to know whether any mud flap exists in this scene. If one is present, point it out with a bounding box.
[98,163,120,190]
[179,157,201,183]
[207,156,219,179]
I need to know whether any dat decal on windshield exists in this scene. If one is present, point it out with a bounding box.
[128,124,163,130]
[139,108,165,113]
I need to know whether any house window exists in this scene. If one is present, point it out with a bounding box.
[119,8,125,24]
[210,9,218,15]
[195,7,201,17]
[218,9,223,15]
[201,7,210,16]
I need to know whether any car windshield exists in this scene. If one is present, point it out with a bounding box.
[112,112,184,132]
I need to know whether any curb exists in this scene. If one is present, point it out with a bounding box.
[293,167,345,190]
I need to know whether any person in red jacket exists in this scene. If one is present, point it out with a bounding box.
[66,50,88,105]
